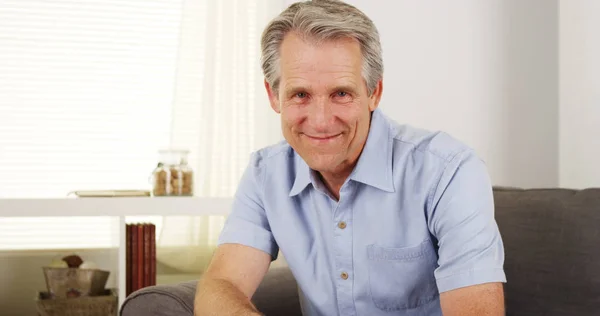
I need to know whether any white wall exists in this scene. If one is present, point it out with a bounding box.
[283,0,560,188]
[559,0,600,189]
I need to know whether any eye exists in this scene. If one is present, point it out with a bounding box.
[336,91,348,97]
[295,92,308,98]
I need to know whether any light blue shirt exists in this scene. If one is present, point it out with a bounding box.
[218,108,506,316]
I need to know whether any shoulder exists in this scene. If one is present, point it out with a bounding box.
[238,140,303,206]
[387,119,473,164]
[381,114,492,215]
[248,139,293,168]
[381,114,487,193]
[243,139,294,182]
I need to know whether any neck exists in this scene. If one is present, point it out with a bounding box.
[318,168,352,201]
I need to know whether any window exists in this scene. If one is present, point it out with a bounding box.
[0,0,284,251]
[0,0,181,197]
[0,0,182,250]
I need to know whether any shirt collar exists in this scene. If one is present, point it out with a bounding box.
[288,108,395,197]
[288,153,313,197]
[348,108,395,192]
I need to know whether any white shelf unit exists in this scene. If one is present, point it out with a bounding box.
[0,197,233,311]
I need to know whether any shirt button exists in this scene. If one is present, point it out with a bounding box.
[341,272,349,280]
[338,221,347,229]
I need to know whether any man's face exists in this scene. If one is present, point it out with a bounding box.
[266,32,382,175]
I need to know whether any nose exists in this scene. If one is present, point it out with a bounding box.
[308,97,334,133]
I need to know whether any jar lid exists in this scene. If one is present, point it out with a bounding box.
[158,148,189,154]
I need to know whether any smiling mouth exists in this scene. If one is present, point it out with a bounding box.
[303,133,342,142]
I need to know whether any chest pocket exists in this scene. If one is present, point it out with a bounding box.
[367,239,439,311]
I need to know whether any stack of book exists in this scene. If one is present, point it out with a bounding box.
[126,223,156,296]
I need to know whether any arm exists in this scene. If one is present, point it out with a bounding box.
[428,148,506,315]
[194,244,271,316]
[195,151,278,315]
[440,283,504,316]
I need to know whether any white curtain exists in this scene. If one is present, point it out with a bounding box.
[156,0,284,273]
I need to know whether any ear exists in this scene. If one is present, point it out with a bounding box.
[368,79,383,112]
[264,79,281,114]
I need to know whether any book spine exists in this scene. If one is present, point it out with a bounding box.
[143,224,151,288]
[137,224,144,290]
[150,224,156,286]
[131,224,138,293]
[126,224,132,296]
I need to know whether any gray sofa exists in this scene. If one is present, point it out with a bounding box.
[121,188,600,316]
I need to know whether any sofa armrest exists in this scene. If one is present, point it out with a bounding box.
[250,266,302,316]
[120,266,301,316]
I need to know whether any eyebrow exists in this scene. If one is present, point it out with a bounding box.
[283,84,359,97]
[283,86,309,97]
[332,85,358,94]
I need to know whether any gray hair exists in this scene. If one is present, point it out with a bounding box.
[261,0,383,96]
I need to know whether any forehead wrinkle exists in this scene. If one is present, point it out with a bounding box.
[281,54,362,93]
[284,66,358,84]
[284,76,358,93]
[281,45,360,74]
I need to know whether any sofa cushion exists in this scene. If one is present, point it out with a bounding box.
[493,187,600,316]
[120,280,195,316]
[120,266,301,316]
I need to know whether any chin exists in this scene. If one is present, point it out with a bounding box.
[304,153,344,174]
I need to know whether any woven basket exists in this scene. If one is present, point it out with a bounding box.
[43,267,110,298]
[35,289,117,316]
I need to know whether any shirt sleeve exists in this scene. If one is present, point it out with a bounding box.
[428,149,506,293]
[217,152,279,260]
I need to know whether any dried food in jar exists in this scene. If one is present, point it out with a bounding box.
[151,150,194,196]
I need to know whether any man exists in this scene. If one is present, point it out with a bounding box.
[195,1,506,315]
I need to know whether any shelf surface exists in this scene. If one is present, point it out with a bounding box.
[0,197,233,217]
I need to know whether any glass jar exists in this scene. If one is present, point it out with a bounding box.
[151,149,194,196]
